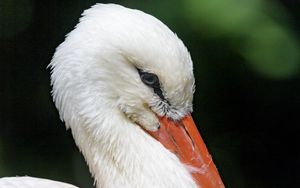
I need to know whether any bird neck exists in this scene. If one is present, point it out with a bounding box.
[70,108,197,188]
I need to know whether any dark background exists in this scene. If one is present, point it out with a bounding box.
[0,0,299,187]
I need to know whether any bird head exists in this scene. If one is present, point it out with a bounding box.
[49,4,194,131]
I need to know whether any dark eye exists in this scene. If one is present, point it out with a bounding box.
[140,73,159,87]
[137,68,165,100]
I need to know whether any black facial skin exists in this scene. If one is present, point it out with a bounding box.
[137,68,166,101]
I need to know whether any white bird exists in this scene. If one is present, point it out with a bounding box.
[0,4,224,188]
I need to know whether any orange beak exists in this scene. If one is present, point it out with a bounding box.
[147,115,225,188]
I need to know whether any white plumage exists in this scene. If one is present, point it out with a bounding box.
[0,177,77,188]
[1,3,202,188]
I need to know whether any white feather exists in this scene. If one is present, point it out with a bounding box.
[0,177,78,188]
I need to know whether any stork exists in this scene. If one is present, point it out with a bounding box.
[0,4,224,188]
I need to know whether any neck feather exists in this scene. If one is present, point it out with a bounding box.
[69,107,197,188]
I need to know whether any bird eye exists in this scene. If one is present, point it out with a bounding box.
[137,68,166,100]
[137,68,160,88]
[140,73,159,87]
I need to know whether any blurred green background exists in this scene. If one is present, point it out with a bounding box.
[0,0,299,187]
